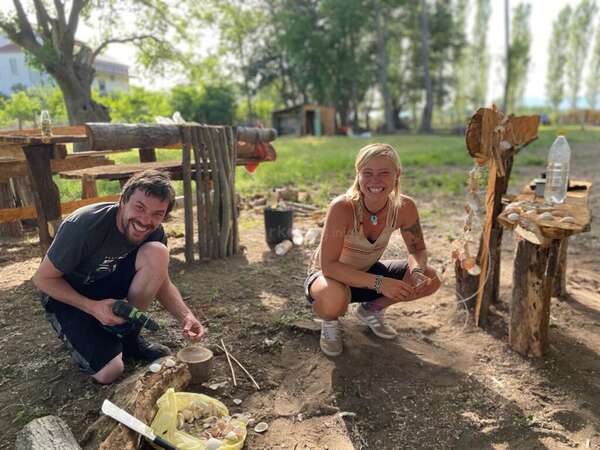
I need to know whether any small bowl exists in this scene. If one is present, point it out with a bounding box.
[177,346,214,384]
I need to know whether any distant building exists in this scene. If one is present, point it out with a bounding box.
[272,104,336,136]
[0,36,129,97]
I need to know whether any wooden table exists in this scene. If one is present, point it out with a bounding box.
[497,180,592,357]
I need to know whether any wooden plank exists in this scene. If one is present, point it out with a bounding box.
[22,144,62,254]
[0,194,120,223]
[59,160,185,180]
[138,147,157,162]
[81,174,98,199]
[180,127,194,263]
[0,155,113,182]
[85,123,181,151]
[0,143,67,161]
[0,125,86,137]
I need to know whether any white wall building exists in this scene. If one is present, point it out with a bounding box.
[0,36,129,97]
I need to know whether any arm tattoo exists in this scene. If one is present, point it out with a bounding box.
[401,219,426,253]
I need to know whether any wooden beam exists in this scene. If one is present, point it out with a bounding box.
[235,126,277,143]
[0,155,113,182]
[23,144,62,255]
[85,123,181,151]
[138,147,157,162]
[0,194,120,223]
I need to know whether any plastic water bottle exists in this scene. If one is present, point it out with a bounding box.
[544,135,571,204]
[274,239,293,256]
[40,110,52,137]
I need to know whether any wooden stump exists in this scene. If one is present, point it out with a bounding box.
[552,238,568,298]
[454,260,479,309]
[0,180,23,237]
[15,415,81,450]
[82,362,191,450]
[509,239,560,357]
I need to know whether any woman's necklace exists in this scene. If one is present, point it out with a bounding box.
[362,198,388,225]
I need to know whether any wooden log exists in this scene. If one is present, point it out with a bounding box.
[0,181,23,236]
[0,194,120,224]
[509,239,560,357]
[15,415,81,450]
[236,126,277,143]
[85,123,181,151]
[138,147,157,162]
[454,260,479,308]
[81,362,191,450]
[552,238,568,298]
[23,144,62,255]
[180,127,194,263]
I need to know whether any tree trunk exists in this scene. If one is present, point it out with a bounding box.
[375,4,395,134]
[419,0,433,133]
[502,0,511,113]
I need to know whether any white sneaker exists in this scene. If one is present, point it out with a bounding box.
[320,320,343,357]
[355,304,397,339]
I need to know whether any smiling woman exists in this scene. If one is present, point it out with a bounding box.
[303,143,441,358]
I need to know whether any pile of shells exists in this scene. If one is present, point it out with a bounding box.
[175,400,246,445]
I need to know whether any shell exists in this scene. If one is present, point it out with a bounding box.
[181,408,194,422]
[467,264,482,276]
[539,212,554,221]
[164,358,176,368]
[206,437,223,450]
[507,212,520,221]
[232,398,243,405]
[560,216,576,223]
[225,431,238,441]
[148,363,162,373]
[254,422,269,433]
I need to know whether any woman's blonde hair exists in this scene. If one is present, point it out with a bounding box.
[346,143,403,208]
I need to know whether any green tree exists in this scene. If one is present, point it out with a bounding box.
[505,2,531,113]
[170,83,236,125]
[102,87,171,123]
[585,23,600,109]
[567,0,597,109]
[545,5,572,114]
[469,0,491,110]
[0,1,195,127]
[0,91,41,129]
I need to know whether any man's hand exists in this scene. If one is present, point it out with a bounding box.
[181,313,205,341]
[88,299,126,326]
[380,277,415,301]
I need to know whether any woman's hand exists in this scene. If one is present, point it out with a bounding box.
[380,277,415,301]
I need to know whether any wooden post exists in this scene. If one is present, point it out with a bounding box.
[0,181,23,236]
[22,144,61,255]
[81,174,98,199]
[509,239,560,357]
[180,127,194,263]
[552,238,568,298]
[138,147,157,162]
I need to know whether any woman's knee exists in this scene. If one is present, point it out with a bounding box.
[310,277,350,319]
[92,354,124,384]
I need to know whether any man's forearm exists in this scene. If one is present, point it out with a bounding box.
[33,276,95,314]
[157,279,193,323]
[408,250,428,273]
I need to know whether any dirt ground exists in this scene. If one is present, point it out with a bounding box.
[1,142,599,450]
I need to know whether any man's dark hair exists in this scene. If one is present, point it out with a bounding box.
[120,170,176,216]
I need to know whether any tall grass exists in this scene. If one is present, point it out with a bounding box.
[54,126,600,205]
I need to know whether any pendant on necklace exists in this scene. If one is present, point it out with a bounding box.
[370,214,378,225]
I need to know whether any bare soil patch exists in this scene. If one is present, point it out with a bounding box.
[0,142,599,449]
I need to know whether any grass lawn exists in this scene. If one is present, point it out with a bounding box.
[55,126,600,206]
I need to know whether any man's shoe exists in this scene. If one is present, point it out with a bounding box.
[355,304,397,339]
[122,334,170,361]
[320,320,343,357]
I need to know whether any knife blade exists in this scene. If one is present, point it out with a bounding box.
[101,399,179,450]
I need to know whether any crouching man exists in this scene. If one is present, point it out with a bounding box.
[32,169,205,384]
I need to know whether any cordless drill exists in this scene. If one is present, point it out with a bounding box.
[112,300,160,332]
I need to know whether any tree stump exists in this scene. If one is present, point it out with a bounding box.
[509,239,560,357]
[15,415,81,450]
[81,361,191,450]
[552,238,568,298]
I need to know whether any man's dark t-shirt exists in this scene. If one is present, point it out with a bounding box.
[44,202,165,309]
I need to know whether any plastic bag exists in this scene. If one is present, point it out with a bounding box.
[150,388,247,450]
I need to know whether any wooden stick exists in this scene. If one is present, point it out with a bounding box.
[190,127,206,259]
[180,126,194,263]
[216,344,260,390]
[220,339,237,387]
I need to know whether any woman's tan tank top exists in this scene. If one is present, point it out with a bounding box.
[312,196,399,272]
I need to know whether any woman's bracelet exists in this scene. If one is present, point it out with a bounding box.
[411,267,425,275]
[374,275,384,294]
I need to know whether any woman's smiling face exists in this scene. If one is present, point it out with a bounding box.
[358,155,400,200]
